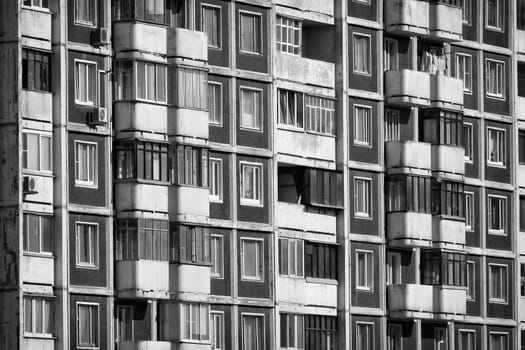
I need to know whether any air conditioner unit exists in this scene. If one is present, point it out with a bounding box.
[93,28,109,47]
[23,176,38,195]
[89,108,108,126]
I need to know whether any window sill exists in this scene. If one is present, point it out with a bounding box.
[353,141,372,148]
[22,88,52,94]
[354,213,373,220]
[210,197,224,204]
[306,277,338,285]
[239,49,263,57]
[76,264,99,270]
[356,286,373,292]
[485,25,504,33]
[112,19,169,27]
[353,70,372,77]
[241,277,265,283]
[23,334,55,340]
[170,261,211,267]
[485,93,506,101]
[21,6,52,14]
[240,200,264,208]
[75,182,98,189]
[488,229,507,236]
[23,170,54,178]
[488,298,508,305]
[23,252,55,259]
[487,162,506,169]
[239,125,264,133]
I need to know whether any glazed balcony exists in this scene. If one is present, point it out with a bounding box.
[114,102,168,134]
[386,212,432,247]
[516,30,525,54]
[385,0,430,36]
[169,263,210,295]
[429,2,463,42]
[274,52,335,89]
[276,129,336,163]
[169,186,209,220]
[385,141,431,172]
[277,276,337,308]
[432,217,465,247]
[276,202,336,235]
[22,338,54,350]
[22,255,54,285]
[113,22,167,55]
[20,90,52,122]
[115,260,170,299]
[23,174,53,205]
[430,145,465,175]
[119,341,171,350]
[517,96,525,120]
[115,182,169,213]
[21,8,51,42]
[274,0,334,17]
[167,28,208,61]
[168,108,209,140]
[385,70,430,107]
[430,75,464,109]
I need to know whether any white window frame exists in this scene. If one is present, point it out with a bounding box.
[239,10,263,55]
[485,0,503,31]
[354,104,372,147]
[466,261,475,301]
[208,81,223,126]
[489,331,509,350]
[387,324,402,350]
[356,322,374,350]
[209,158,223,203]
[463,0,472,24]
[116,305,134,342]
[24,297,53,337]
[75,60,97,106]
[354,177,372,218]
[385,109,400,141]
[74,140,98,188]
[387,252,401,285]
[487,127,506,167]
[240,237,264,282]
[280,238,304,278]
[135,61,167,104]
[180,303,209,342]
[75,222,99,269]
[353,0,371,4]
[201,4,222,49]
[74,0,97,27]
[488,195,507,235]
[210,234,224,279]
[276,16,302,55]
[456,53,473,93]
[23,0,49,10]
[77,302,99,349]
[384,38,398,71]
[356,249,373,291]
[280,314,304,350]
[463,122,473,162]
[241,313,265,350]
[211,311,225,350]
[489,263,508,304]
[23,131,52,173]
[277,89,302,129]
[240,87,263,131]
[352,33,372,76]
[465,191,474,231]
[459,329,476,350]
[240,161,263,207]
[434,328,447,350]
[486,59,505,99]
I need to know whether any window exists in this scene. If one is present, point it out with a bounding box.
[24,297,52,336]
[463,123,473,162]
[22,49,50,92]
[487,127,506,166]
[209,158,223,202]
[488,195,506,234]
[240,88,262,130]
[356,250,373,290]
[77,303,99,348]
[388,324,401,350]
[434,328,447,350]
[466,261,475,300]
[354,178,371,218]
[521,263,525,297]
[489,264,508,303]
[176,67,207,109]
[486,59,505,98]
[276,16,301,55]
[304,242,337,280]
[23,0,49,8]
[519,0,525,30]
[136,61,167,103]
[519,130,525,164]
[304,315,336,350]
[431,180,464,218]
[278,89,302,128]
[354,105,371,146]
[486,0,503,31]
[75,61,97,105]
[459,330,475,350]
[116,140,170,182]
[465,192,474,231]
[202,5,221,48]
[23,214,52,254]
[23,132,51,172]
[176,145,209,187]
[115,219,169,261]
[385,110,400,141]
[113,0,166,24]
[181,303,209,342]
[387,252,401,285]
[240,238,263,281]
[208,82,222,125]
[302,169,344,209]
[75,0,96,26]
[211,235,224,278]
[353,34,371,75]
[422,110,463,147]
[279,238,304,277]
[305,95,336,135]
[386,175,432,214]
[489,332,509,350]
[76,222,98,268]
[240,162,263,206]
[240,12,262,54]
[280,314,304,350]
[456,53,472,93]
[422,251,466,287]
[520,196,525,232]
[384,39,398,71]
[462,0,472,24]
[170,224,211,264]
[242,314,264,350]
[211,312,224,350]
[356,323,374,350]
[116,305,133,342]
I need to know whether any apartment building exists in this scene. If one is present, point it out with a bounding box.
[0,0,525,349]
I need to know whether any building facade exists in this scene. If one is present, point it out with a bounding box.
[1,0,525,349]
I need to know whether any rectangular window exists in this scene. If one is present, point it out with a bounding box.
[388,324,402,350]
[115,219,169,261]
[385,110,400,141]
[519,0,525,30]
[211,311,224,350]
[24,297,52,336]
[75,61,97,105]
[489,264,508,303]
[210,235,224,278]
[486,0,503,30]
[386,175,432,214]
[242,314,264,350]
[519,130,525,164]
[116,140,170,182]
[353,33,371,75]
[354,105,371,146]
[304,241,337,280]
[181,303,209,342]
[520,196,525,232]
[434,328,447,350]
[489,332,509,350]
[22,49,50,92]
[240,88,262,131]
[422,251,466,287]
[114,0,167,23]
[208,82,222,125]
[304,315,336,350]
[356,323,374,350]
[521,263,525,297]
[240,12,262,54]
[170,224,211,264]
[278,89,302,128]
[384,38,398,71]
[463,123,473,162]
[278,238,304,277]
[136,61,167,103]
[463,0,472,24]
[356,250,373,291]
[23,132,51,172]
[465,192,474,231]
[488,195,506,235]
[431,180,465,218]
[276,16,301,55]
[23,0,49,8]
[176,145,209,187]
[116,305,133,342]
[466,261,475,300]
[459,330,475,350]
[487,127,506,166]
[456,53,472,93]
[176,67,207,109]
[304,95,336,136]
[75,141,97,187]
[240,238,263,281]
[23,214,52,254]
[303,169,344,209]
[77,303,99,348]
[486,59,505,98]
[354,178,371,218]
[209,158,223,202]
[240,162,263,206]
[280,314,304,350]
[76,222,98,268]
[387,252,401,285]
[75,0,96,26]
[202,5,221,48]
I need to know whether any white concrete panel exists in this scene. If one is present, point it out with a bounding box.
[116,260,170,299]
[168,28,208,61]
[168,108,208,140]
[385,0,430,36]
[274,0,333,16]
[22,255,54,285]
[115,102,168,134]
[21,9,52,43]
[120,341,171,350]
[169,186,209,219]
[429,3,463,41]
[276,202,336,235]
[385,141,431,171]
[169,264,210,295]
[277,277,337,308]
[20,90,52,122]
[388,284,433,313]
[22,338,55,350]
[23,175,53,205]
[432,217,465,246]
[431,145,465,175]
[274,52,335,89]
[430,74,464,107]
[386,212,432,246]
[115,183,169,213]
[385,69,430,106]
[276,129,335,163]
[113,22,167,55]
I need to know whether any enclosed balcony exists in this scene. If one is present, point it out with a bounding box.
[385,0,430,36]
[115,260,170,299]
[23,174,53,205]
[274,53,335,89]
[119,341,171,350]
[20,90,52,122]
[430,75,464,109]
[277,276,337,308]
[431,145,465,175]
[276,202,336,235]
[169,264,210,295]
[115,182,170,213]
[114,102,168,134]
[21,8,52,43]
[276,129,336,163]
[432,217,465,247]
[433,286,466,318]
[168,108,208,140]
[386,212,432,247]
[113,22,167,55]
[385,141,431,172]
[429,2,463,41]
[169,186,209,220]
[385,69,430,107]
[167,28,207,61]
[22,255,54,285]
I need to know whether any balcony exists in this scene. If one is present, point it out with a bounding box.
[276,202,336,235]
[430,75,464,109]
[432,217,465,247]
[169,186,209,221]
[115,260,169,299]
[430,145,465,175]
[22,338,54,350]
[22,255,54,285]
[517,30,525,54]
[20,90,52,122]
[429,2,463,41]
[433,286,466,318]
[520,165,525,188]
[169,263,210,295]
[386,212,432,247]
[113,22,167,55]
[21,8,51,43]
[385,70,430,107]
[179,344,210,350]
[274,0,334,17]
[517,96,525,120]
[385,0,430,36]
[274,52,335,89]
[114,102,168,134]
[277,276,337,308]
[276,129,335,163]
[385,141,431,172]
[168,108,208,140]
[115,182,169,213]
[119,341,171,350]
[23,174,53,205]
[167,28,207,62]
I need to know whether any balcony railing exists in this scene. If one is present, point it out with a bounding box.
[274,52,335,89]
[385,141,431,171]
[430,145,465,176]
[386,212,432,246]
[385,69,431,107]
[432,216,465,247]
[168,108,209,140]
[167,28,208,61]
[20,90,52,122]
[169,263,211,295]
[113,22,167,55]
[116,260,170,299]
[21,8,51,42]
[119,340,171,350]
[276,202,336,235]
[114,102,168,134]
[430,75,464,108]
[276,129,336,163]
[277,276,337,308]
[115,182,169,213]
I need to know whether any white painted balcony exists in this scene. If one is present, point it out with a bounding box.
[429,3,463,41]
[517,96,525,120]
[520,165,525,188]
[385,141,431,171]
[114,102,168,134]
[22,255,54,285]
[431,145,465,175]
[21,8,51,42]
[516,30,525,54]
[119,341,171,350]
[22,338,54,350]
[386,212,432,246]
[115,260,169,299]
[274,52,335,89]
[276,202,336,235]
[23,175,53,205]
[179,344,210,350]
[277,276,337,308]
[168,28,208,61]
[169,186,209,219]
[433,286,466,317]
[385,69,430,107]
[168,108,208,140]
[274,0,334,16]
[20,90,52,122]
[430,75,464,108]
[113,22,167,55]
[388,284,433,315]
[385,0,430,36]
[432,217,465,247]
[169,264,210,295]
[115,182,169,213]
[276,129,335,163]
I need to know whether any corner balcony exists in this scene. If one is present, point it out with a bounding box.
[276,129,335,163]
[168,108,209,140]
[114,102,168,134]
[386,212,432,247]
[277,276,337,308]
[274,52,335,89]
[432,217,465,247]
[385,70,430,107]
[21,8,51,42]
[113,22,167,55]
[517,96,525,120]
[20,90,52,122]
[169,186,209,221]
[115,182,169,213]
[274,0,333,17]
[115,260,169,299]
[516,30,525,54]
[119,341,171,350]
[385,141,431,172]
[23,338,54,350]
[430,145,465,175]
[22,255,54,285]
[169,263,210,295]
[430,75,464,109]
[429,2,463,41]
[276,202,336,235]
[385,0,430,36]
[23,174,53,205]
[167,28,208,62]
[433,286,466,318]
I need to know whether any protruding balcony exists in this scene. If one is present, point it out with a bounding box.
[119,341,171,350]
[433,286,466,318]
[20,90,52,122]
[385,0,430,36]
[169,186,209,220]
[431,145,465,175]
[385,70,430,107]
[115,182,169,213]
[517,96,525,120]
[168,108,209,140]
[23,174,53,205]
[113,22,167,55]
[21,8,51,43]
[277,276,337,308]
[169,264,210,295]
[520,164,525,188]
[22,338,54,350]
[386,212,432,247]
[432,217,465,247]
[276,202,336,235]
[22,255,54,285]
[116,260,169,299]
[274,0,334,17]
[429,2,463,41]
[276,129,336,163]
[167,28,208,61]
[430,75,464,109]
[516,30,525,54]
[114,102,168,134]
[385,141,431,172]
[274,52,335,89]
